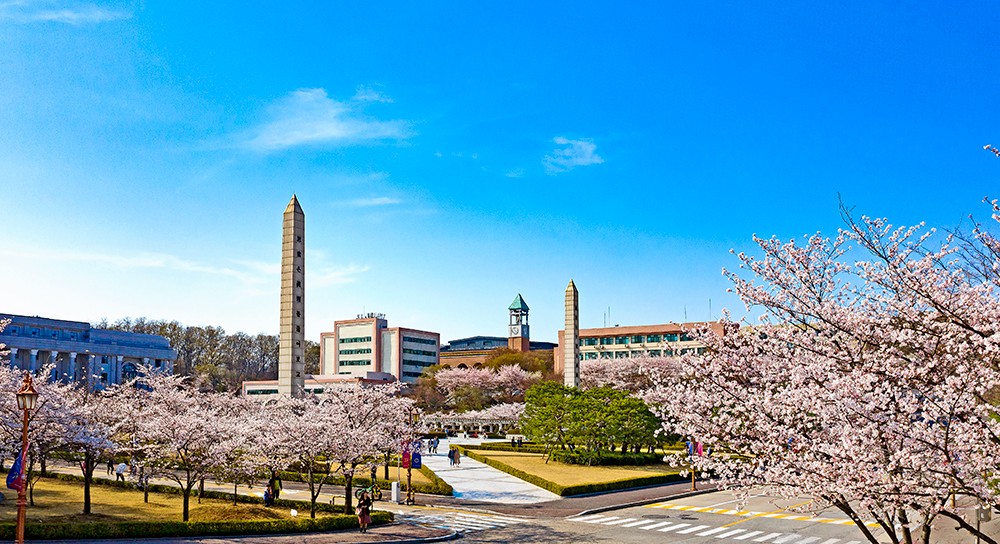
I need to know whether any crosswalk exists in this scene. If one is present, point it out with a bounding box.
[396,510,529,534]
[645,502,878,527]
[567,514,861,544]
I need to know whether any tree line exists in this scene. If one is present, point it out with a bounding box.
[94,317,319,392]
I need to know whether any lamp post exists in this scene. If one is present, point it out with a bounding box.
[15,372,38,544]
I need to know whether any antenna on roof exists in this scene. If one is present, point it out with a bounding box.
[709,299,712,321]
[684,305,687,322]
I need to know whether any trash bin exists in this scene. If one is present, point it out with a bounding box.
[391,481,400,504]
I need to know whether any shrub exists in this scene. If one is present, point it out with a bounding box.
[548,449,663,466]
[0,512,393,540]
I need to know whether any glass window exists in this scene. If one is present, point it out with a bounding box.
[631,335,645,343]
[600,352,613,359]
[647,334,662,342]
[680,333,692,341]
[584,352,598,360]
[665,333,679,342]
[583,338,598,346]
[648,350,662,357]
[615,351,628,358]
[615,336,628,345]
[600,337,614,345]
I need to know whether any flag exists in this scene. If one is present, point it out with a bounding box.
[6,444,27,492]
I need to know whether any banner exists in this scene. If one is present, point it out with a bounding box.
[411,452,422,469]
[6,444,27,492]
[401,450,411,469]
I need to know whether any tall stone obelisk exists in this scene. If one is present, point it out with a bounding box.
[278,195,305,398]
[563,279,580,388]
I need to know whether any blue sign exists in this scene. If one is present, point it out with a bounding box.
[411,452,422,469]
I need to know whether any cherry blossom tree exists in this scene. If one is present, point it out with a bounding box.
[434,365,540,409]
[647,208,1000,544]
[124,372,238,521]
[580,355,682,393]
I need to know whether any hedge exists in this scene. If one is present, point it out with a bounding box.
[548,449,663,466]
[455,446,684,496]
[0,511,393,540]
[463,443,550,455]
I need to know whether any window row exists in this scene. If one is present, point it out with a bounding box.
[403,336,436,345]
[340,336,372,344]
[584,333,691,346]
[340,359,371,366]
[581,347,705,359]
[339,348,372,355]
[402,348,436,357]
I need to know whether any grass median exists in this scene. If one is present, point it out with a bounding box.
[458,448,685,496]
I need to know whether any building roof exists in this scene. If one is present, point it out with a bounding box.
[285,194,303,215]
[508,294,529,312]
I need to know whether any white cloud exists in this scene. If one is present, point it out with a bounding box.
[352,85,394,103]
[347,197,401,208]
[311,264,371,287]
[505,168,525,179]
[5,245,369,289]
[244,88,411,152]
[0,1,131,24]
[543,136,604,175]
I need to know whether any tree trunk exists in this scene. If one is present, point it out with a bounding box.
[182,487,191,522]
[82,452,93,514]
[233,482,238,506]
[198,478,204,503]
[344,473,354,514]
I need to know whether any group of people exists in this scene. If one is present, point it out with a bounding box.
[510,436,524,448]
[426,437,440,453]
[263,472,283,506]
[105,459,129,482]
[446,447,462,466]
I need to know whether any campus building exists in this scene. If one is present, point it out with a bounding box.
[438,294,557,369]
[0,313,177,389]
[553,321,724,375]
[319,313,440,383]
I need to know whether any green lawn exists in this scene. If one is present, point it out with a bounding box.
[472,450,682,487]
[0,478,338,524]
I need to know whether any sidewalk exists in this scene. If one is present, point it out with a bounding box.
[422,438,559,504]
[30,523,455,544]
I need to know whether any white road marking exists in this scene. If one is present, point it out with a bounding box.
[567,514,606,522]
[716,529,747,538]
[678,524,712,534]
[639,521,675,530]
[795,538,821,544]
[584,516,619,524]
[752,533,784,542]
[601,518,636,525]
[734,530,764,540]
[621,519,659,528]
[697,527,730,536]
[659,523,691,532]
[774,535,803,543]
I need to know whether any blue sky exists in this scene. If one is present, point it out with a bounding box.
[2,2,998,343]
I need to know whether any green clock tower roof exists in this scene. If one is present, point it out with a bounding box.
[509,294,529,311]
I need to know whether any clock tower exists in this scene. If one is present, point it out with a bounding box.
[507,294,530,352]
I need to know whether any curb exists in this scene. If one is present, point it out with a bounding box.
[375,525,461,544]
[570,486,718,517]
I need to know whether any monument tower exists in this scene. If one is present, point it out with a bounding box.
[507,294,530,352]
[278,195,305,397]
[563,280,580,387]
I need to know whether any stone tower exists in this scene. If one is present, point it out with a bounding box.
[278,195,305,398]
[507,294,530,352]
[563,280,580,388]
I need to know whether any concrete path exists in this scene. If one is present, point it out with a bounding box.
[423,438,559,504]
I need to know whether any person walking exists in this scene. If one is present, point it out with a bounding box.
[115,462,128,482]
[356,491,373,533]
[106,458,114,476]
[454,448,461,467]
[447,447,455,466]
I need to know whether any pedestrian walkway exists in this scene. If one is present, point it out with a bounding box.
[423,438,559,504]
[567,514,863,544]
[391,508,529,534]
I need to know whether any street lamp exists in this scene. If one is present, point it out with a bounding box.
[15,372,38,544]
